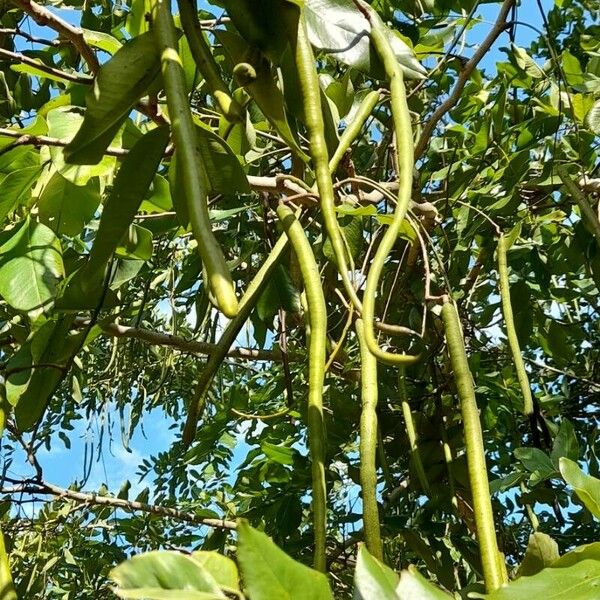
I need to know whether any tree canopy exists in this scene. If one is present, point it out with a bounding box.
[0,0,599,598]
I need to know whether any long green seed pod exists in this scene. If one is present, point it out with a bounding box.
[356,3,420,366]
[0,526,16,600]
[398,369,430,496]
[293,17,363,311]
[355,318,383,560]
[182,230,290,446]
[329,90,381,173]
[277,203,328,572]
[441,299,504,592]
[497,233,533,416]
[177,0,242,121]
[153,0,239,318]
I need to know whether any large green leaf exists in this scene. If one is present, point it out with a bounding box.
[586,98,600,133]
[353,545,399,600]
[88,126,168,272]
[37,172,101,236]
[0,219,64,314]
[516,533,560,577]
[115,224,154,261]
[514,447,557,485]
[189,552,240,594]
[64,31,161,165]
[45,106,118,186]
[396,566,453,599]
[236,520,333,600]
[481,543,600,599]
[550,419,580,467]
[0,166,41,223]
[559,458,600,517]
[305,0,426,80]
[10,62,91,85]
[59,126,169,309]
[6,315,83,431]
[109,551,227,599]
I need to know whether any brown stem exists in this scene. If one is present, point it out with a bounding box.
[414,0,514,159]
[11,0,100,73]
[1,479,236,530]
[0,47,91,83]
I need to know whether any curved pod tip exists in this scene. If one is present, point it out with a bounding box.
[210,276,239,319]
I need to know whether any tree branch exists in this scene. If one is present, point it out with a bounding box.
[414,0,514,159]
[0,27,62,46]
[1,479,237,530]
[0,47,91,84]
[11,0,100,74]
[75,317,286,362]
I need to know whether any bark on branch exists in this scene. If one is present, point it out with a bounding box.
[75,317,285,362]
[11,0,100,74]
[0,47,91,84]
[2,480,237,530]
[414,0,514,159]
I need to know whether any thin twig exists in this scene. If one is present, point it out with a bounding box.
[0,47,91,83]
[1,479,237,530]
[74,317,287,361]
[11,0,100,73]
[525,358,600,391]
[414,0,514,159]
[0,27,62,46]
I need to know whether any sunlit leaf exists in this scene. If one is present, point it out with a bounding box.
[237,520,333,600]
[64,31,161,165]
[0,219,64,314]
[560,458,600,518]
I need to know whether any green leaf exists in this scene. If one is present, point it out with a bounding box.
[64,32,161,165]
[189,552,240,593]
[7,316,83,430]
[261,441,297,465]
[489,472,525,494]
[512,45,545,79]
[324,215,363,261]
[109,550,227,599]
[0,219,64,314]
[516,533,560,577]
[60,126,169,308]
[396,565,453,599]
[305,0,426,80]
[10,62,91,85]
[481,542,600,599]
[353,545,399,600]
[236,520,333,600]
[37,172,101,236]
[5,319,56,407]
[115,224,154,261]
[550,419,579,467]
[0,166,41,223]
[559,458,600,518]
[45,106,118,185]
[514,447,557,484]
[81,29,123,54]
[561,50,584,86]
[586,99,600,134]
[257,264,301,321]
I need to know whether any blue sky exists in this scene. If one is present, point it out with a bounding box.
[5,0,556,518]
